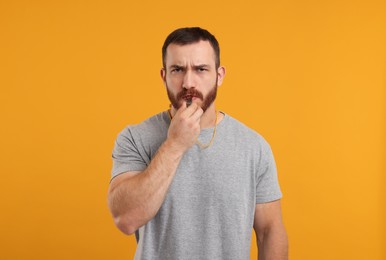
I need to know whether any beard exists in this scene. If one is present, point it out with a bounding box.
[166,78,218,112]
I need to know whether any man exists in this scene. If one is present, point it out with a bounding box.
[108,27,288,260]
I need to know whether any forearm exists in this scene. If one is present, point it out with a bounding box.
[108,139,185,234]
[257,223,288,260]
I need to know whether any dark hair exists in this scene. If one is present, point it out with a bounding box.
[162,27,220,69]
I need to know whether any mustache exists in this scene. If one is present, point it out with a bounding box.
[176,89,204,101]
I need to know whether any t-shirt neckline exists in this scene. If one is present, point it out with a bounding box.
[163,110,228,133]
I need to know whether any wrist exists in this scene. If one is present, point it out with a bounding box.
[162,139,187,160]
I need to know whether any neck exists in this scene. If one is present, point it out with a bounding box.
[170,103,220,129]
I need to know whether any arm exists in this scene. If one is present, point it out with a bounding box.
[253,200,288,260]
[108,103,203,235]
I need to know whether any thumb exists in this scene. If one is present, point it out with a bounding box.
[173,101,187,117]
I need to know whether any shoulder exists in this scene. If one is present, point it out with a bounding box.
[116,111,169,144]
[223,113,271,148]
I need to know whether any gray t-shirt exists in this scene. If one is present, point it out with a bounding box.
[111,111,282,260]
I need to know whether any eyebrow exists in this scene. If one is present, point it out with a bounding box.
[168,64,210,70]
[194,64,210,69]
[169,65,183,70]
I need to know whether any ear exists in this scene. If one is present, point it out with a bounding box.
[216,66,226,87]
[160,68,167,87]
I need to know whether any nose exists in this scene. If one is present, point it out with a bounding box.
[182,69,195,89]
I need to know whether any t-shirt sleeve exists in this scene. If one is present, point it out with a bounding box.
[111,127,148,181]
[255,138,283,203]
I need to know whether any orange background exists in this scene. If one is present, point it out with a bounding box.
[1,1,385,259]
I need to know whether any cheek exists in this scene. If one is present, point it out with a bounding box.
[167,76,183,87]
[204,75,217,88]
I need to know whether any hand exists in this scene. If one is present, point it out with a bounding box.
[167,102,203,153]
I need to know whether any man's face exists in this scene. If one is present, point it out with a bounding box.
[161,40,225,112]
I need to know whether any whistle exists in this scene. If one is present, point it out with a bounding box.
[186,98,192,107]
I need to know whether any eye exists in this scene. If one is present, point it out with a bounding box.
[171,67,182,73]
[197,67,207,72]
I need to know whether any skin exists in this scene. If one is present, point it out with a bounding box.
[161,40,226,127]
[107,40,288,259]
[254,200,288,259]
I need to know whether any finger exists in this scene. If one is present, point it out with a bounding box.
[191,106,204,122]
[173,101,187,118]
[180,102,199,118]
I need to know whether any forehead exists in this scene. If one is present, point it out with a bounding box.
[165,40,216,67]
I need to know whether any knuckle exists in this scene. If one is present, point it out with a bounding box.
[187,121,195,128]
[180,116,188,123]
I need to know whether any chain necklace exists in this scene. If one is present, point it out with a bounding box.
[167,108,218,149]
